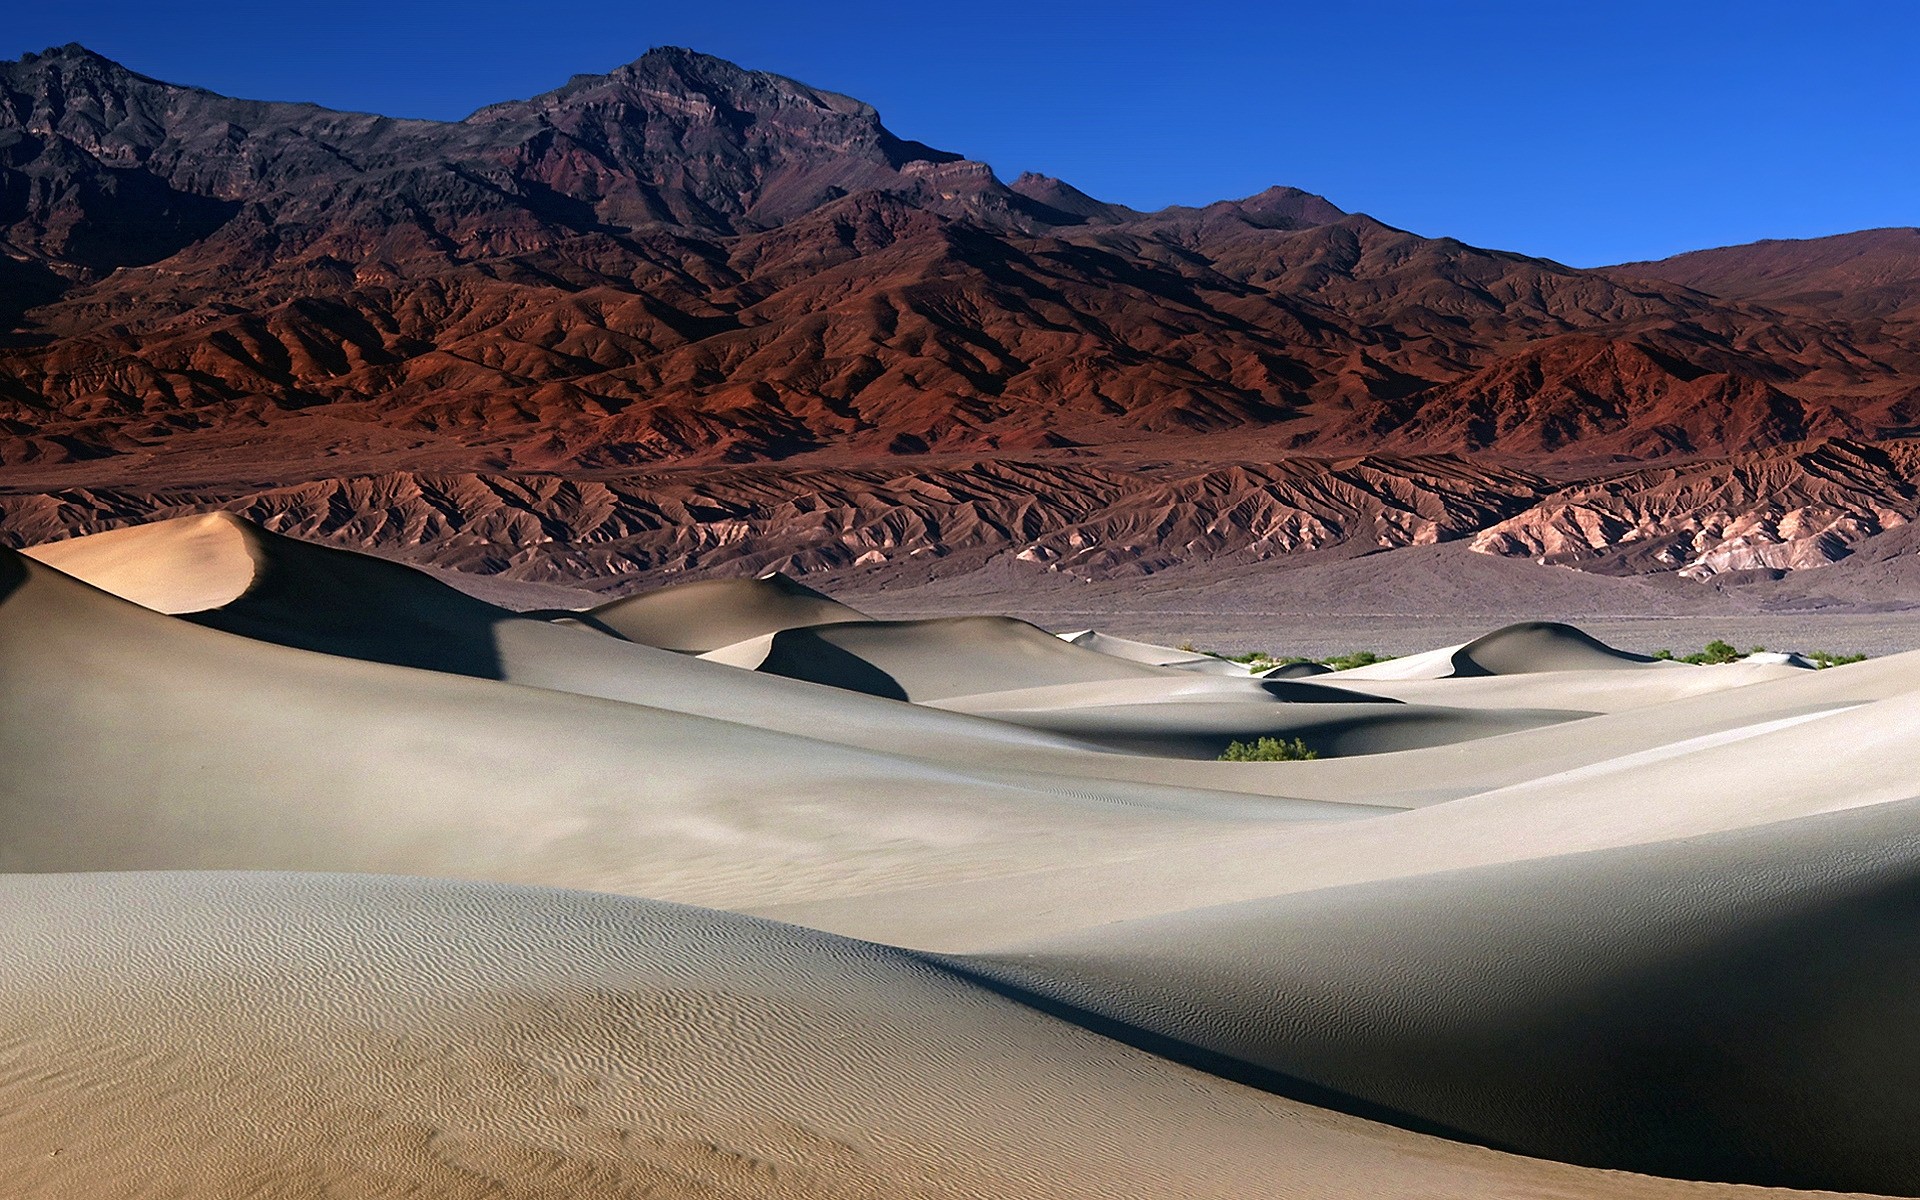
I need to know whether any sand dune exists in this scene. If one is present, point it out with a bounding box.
[6,517,1920,1198]
[1060,628,1256,675]
[1334,619,1666,681]
[764,676,1920,948]
[711,614,1219,701]
[1449,620,1663,674]
[0,871,1811,1200]
[580,571,871,651]
[9,517,1497,777]
[22,511,262,613]
[0,549,1378,913]
[1345,660,1806,713]
[936,685,1584,757]
[960,797,1920,1192]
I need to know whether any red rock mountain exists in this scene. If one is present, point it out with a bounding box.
[5,43,1920,591]
[1612,228,1920,322]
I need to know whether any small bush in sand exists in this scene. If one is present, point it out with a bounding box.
[1218,737,1320,762]
[1808,650,1869,668]
[1202,649,1395,672]
[1319,650,1392,671]
[1654,639,1741,665]
[1654,641,1867,668]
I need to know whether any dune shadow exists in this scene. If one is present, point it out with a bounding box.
[755,628,909,700]
[182,536,508,680]
[0,549,26,604]
[1258,678,1401,704]
[920,954,1510,1153]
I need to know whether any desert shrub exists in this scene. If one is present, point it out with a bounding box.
[1186,645,1390,672]
[1656,640,1865,667]
[1218,736,1320,762]
[1808,650,1868,669]
[1679,639,1742,665]
[1320,650,1393,671]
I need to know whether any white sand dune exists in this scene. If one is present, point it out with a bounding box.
[1344,660,1807,713]
[958,796,1920,1193]
[1060,628,1256,675]
[1448,620,1664,674]
[710,615,1221,700]
[0,549,1380,913]
[1333,620,1671,681]
[0,871,1806,1200]
[7,518,1499,780]
[7,517,1920,1197]
[765,677,1920,949]
[582,570,870,651]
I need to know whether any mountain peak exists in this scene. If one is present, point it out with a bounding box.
[1225,185,1348,225]
[1008,173,1138,224]
[23,43,115,64]
[9,43,151,79]
[468,44,882,126]
[3,42,180,100]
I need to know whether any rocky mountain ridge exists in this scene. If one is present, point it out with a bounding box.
[5,44,1920,591]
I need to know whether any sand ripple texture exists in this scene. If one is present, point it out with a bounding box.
[3,516,1917,1197]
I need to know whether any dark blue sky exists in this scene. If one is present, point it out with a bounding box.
[8,1,1914,266]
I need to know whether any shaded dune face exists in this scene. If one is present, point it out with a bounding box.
[10,516,1920,1196]
[954,699,1584,758]
[25,511,511,676]
[956,799,1920,1193]
[1449,620,1659,676]
[746,615,1197,701]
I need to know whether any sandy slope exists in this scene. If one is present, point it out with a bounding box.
[0,549,1382,913]
[960,797,1920,1193]
[0,871,1831,1200]
[1059,628,1255,675]
[709,615,1214,700]
[720,627,1920,953]
[21,510,261,613]
[7,517,1920,1197]
[581,571,871,651]
[934,685,1585,756]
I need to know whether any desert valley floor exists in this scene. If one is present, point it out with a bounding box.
[2,511,1919,1197]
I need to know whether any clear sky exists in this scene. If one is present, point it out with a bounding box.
[6,1,1914,266]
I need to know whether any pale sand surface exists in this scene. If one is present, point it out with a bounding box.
[0,872,1836,1200]
[584,572,870,652]
[6,514,1920,1196]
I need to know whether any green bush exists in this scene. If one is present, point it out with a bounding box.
[1687,638,1743,664]
[1808,650,1868,669]
[1655,640,1866,668]
[1218,736,1320,762]
[1657,639,1742,664]
[1320,650,1392,671]
[1190,644,1394,673]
